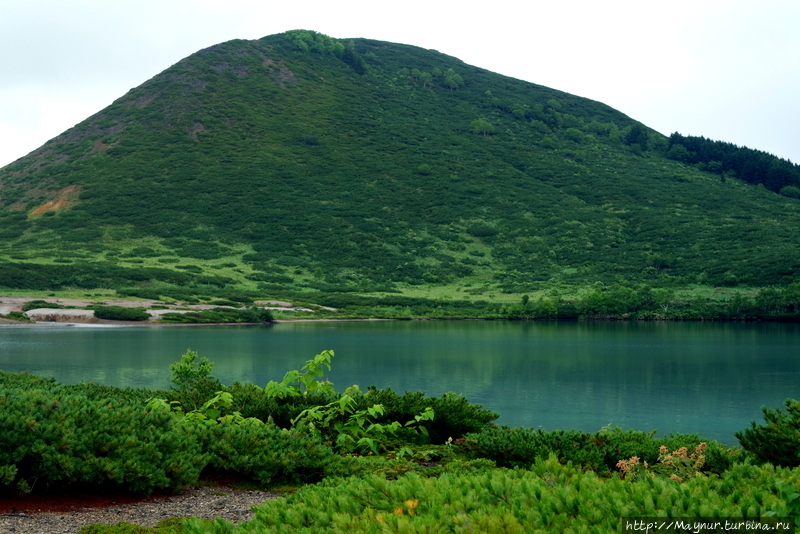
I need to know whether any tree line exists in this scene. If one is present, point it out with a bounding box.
[667,133,800,195]
[502,283,800,321]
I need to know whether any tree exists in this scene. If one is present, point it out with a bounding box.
[443,68,463,90]
[652,288,676,312]
[780,185,800,199]
[341,43,367,75]
[624,124,649,150]
[419,72,433,88]
[532,297,557,319]
[564,128,584,144]
[470,118,494,136]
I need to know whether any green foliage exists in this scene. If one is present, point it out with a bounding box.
[736,399,800,467]
[668,132,800,193]
[495,284,800,321]
[199,419,344,485]
[341,42,367,75]
[21,299,69,312]
[283,30,345,55]
[0,310,31,322]
[0,262,202,291]
[94,305,150,321]
[780,185,800,199]
[183,459,797,533]
[360,388,498,444]
[167,350,223,411]
[766,479,800,528]
[503,294,558,319]
[170,350,215,391]
[0,372,204,495]
[264,351,435,454]
[158,307,273,324]
[292,387,435,454]
[624,123,650,150]
[457,426,606,470]
[223,381,496,447]
[458,426,737,476]
[264,350,337,399]
[79,519,187,534]
[469,117,494,135]
[145,392,344,486]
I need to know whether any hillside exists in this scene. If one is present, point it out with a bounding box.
[2,30,800,305]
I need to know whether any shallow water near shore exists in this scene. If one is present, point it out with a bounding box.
[2,320,798,445]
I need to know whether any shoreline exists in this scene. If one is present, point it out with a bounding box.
[0,316,401,328]
[0,295,335,327]
[3,295,798,325]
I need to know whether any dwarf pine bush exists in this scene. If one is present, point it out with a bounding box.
[93,305,150,321]
[360,388,498,444]
[459,426,738,476]
[0,373,204,494]
[198,420,344,485]
[736,399,800,467]
[184,457,797,533]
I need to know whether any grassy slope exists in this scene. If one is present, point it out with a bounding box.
[1,31,800,305]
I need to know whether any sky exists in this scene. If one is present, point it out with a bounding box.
[1,0,799,168]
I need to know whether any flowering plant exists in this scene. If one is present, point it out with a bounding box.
[617,442,707,482]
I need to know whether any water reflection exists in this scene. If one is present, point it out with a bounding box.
[1,321,797,444]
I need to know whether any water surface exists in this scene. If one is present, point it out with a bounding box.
[1,320,797,444]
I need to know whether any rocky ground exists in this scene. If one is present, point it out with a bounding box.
[0,484,279,533]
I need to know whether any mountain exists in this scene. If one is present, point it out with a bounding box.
[2,30,800,302]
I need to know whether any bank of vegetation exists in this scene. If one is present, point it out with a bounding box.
[0,350,797,532]
[6,283,800,324]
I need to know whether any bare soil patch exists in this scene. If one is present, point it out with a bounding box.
[0,483,278,533]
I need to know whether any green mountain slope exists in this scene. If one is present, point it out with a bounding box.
[2,30,800,300]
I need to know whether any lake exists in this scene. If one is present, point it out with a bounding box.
[1,320,798,445]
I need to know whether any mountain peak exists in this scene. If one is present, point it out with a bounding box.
[2,31,800,298]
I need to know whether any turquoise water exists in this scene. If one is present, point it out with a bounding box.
[1,320,798,444]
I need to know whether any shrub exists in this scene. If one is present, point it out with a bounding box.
[21,300,69,312]
[617,442,708,482]
[149,362,346,486]
[780,185,800,199]
[458,427,606,470]
[262,351,435,454]
[0,379,204,495]
[167,350,224,411]
[1,311,31,322]
[200,420,344,485]
[159,307,273,323]
[231,357,496,447]
[465,222,499,238]
[458,426,736,475]
[182,459,793,533]
[93,305,150,321]
[208,299,239,307]
[736,399,800,467]
[144,391,345,487]
[361,388,498,444]
[225,381,322,427]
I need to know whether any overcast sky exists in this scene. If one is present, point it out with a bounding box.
[2,0,799,168]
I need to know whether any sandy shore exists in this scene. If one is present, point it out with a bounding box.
[0,296,320,325]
